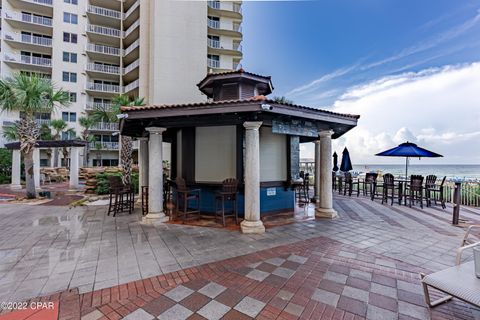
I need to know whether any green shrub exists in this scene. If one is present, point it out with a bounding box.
[0,149,12,183]
[95,172,139,195]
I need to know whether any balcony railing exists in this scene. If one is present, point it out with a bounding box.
[207,1,220,9]
[207,38,220,48]
[124,59,139,74]
[87,5,122,19]
[233,42,242,52]
[233,3,242,13]
[86,63,121,75]
[4,11,53,26]
[124,0,139,19]
[21,55,51,66]
[124,79,139,92]
[90,122,119,131]
[207,58,220,69]
[86,43,122,56]
[89,141,119,150]
[233,23,242,32]
[86,24,123,38]
[29,0,53,6]
[208,19,220,29]
[35,119,51,126]
[124,39,139,56]
[85,101,114,111]
[4,33,52,47]
[4,54,52,67]
[124,19,139,37]
[86,82,121,93]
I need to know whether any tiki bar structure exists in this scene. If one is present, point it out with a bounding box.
[120,70,359,233]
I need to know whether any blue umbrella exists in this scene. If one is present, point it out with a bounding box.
[375,142,442,178]
[340,147,353,172]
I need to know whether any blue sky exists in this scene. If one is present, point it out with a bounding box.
[241,1,480,164]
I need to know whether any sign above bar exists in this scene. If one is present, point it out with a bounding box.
[272,120,318,137]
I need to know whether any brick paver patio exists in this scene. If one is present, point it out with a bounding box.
[0,194,479,319]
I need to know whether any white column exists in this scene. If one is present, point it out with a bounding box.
[11,149,21,189]
[314,140,321,203]
[316,130,338,218]
[138,137,149,199]
[69,147,79,189]
[145,127,168,222]
[240,121,265,234]
[33,148,40,189]
[50,151,55,167]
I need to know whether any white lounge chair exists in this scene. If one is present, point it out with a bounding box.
[420,225,480,308]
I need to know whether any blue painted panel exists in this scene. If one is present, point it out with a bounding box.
[173,186,294,216]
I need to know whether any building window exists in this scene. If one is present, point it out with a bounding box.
[68,92,77,102]
[64,0,78,4]
[62,52,77,63]
[62,72,77,83]
[62,112,76,122]
[61,131,76,140]
[63,12,78,24]
[63,32,77,43]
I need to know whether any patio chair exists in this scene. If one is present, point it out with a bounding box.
[424,175,437,207]
[174,177,201,222]
[426,176,446,209]
[406,175,424,208]
[461,225,480,246]
[343,172,360,197]
[332,172,337,191]
[381,173,401,205]
[420,227,480,308]
[362,173,378,200]
[295,171,309,203]
[215,178,238,227]
[107,176,134,216]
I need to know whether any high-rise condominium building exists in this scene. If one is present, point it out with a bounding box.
[0,0,243,166]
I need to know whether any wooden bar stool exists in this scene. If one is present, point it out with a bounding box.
[174,177,201,222]
[215,178,238,227]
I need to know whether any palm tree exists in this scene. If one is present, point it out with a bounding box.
[49,119,68,167]
[79,116,95,167]
[90,94,144,185]
[0,73,69,198]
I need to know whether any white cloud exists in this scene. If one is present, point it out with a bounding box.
[302,62,480,164]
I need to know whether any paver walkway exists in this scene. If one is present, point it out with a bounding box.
[0,194,479,319]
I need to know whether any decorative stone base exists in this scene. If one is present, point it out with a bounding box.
[240,220,265,234]
[142,212,169,223]
[315,207,338,219]
[10,184,22,190]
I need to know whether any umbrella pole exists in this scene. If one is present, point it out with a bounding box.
[405,157,409,179]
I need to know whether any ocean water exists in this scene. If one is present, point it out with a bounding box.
[352,164,480,181]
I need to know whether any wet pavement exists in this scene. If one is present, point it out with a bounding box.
[0,195,479,319]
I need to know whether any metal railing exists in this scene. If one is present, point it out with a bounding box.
[30,0,53,5]
[124,0,140,19]
[233,42,242,52]
[233,3,242,13]
[34,119,51,126]
[21,55,52,66]
[86,43,122,56]
[124,79,139,92]
[86,63,121,74]
[207,1,220,9]
[86,24,123,38]
[85,101,114,111]
[4,33,52,46]
[207,38,220,48]
[208,19,220,29]
[124,59,139,74]
[207,58,220,68]
[124,19,140,37]
[233,23,242,32]
[4,12,53,26]
[87,5,122,19]
[124,39,139,56]
[86,82,121,93]
[89,141,119,150]
[90,122,119,131]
